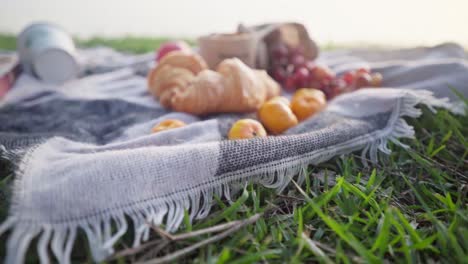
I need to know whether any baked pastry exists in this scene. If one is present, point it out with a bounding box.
[147,51,280,115]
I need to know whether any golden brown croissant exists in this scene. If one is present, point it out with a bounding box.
[147,51,280,115]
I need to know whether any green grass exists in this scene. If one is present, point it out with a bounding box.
[78,36,195,54]
[0,33,194,53]
[0,35,467,263]
[0,34,16,51]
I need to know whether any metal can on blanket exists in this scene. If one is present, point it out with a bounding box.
[18,22,80,84]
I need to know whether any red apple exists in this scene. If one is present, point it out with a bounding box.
[155,41,191,62]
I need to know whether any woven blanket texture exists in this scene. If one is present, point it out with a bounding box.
[0,43,466,263]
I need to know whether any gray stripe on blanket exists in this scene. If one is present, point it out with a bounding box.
[0,98,167,148]
[215,112,390,175]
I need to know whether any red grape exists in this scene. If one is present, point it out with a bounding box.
[305,61,316,72]
[271,67,287,83]
[266,42,383,95]
[321,78,333,87]
[312,65,335,82]
[293,67,310,88]
[357,67,370,74]
[309,80,322,90]
[332,78,347,89]
[284,76,296,92]
[320,85,334,99]
[286,64,295,74]
[290,55,306,68]
[355,73,372,88]
[342,71,356,85]
[323,85,341,99]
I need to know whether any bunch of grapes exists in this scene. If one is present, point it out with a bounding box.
[340,68,382,92]
[267,42,382,99]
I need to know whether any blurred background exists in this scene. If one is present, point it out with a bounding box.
[1,0,467,47]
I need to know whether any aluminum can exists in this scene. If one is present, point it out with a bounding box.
[18,22,80,84]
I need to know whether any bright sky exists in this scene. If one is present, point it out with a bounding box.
[1,0,467,46]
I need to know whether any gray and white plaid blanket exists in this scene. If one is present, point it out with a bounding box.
[0,43,466,263]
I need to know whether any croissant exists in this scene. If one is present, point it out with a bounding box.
[147,51,280,115]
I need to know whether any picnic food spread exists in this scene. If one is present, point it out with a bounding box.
[8,21,384,138]
[147,24,383,137]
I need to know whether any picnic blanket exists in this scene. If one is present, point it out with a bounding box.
[0,43,466,263]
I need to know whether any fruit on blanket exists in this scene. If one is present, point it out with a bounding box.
[311,65,335,84]
[228,119,267,140]
[267,43,334,91]
[342,71,355,86]
[292,67,310,88]
[271,67,287,83]
[151,119,186,133]
[155,41,191,62]
[336,70,383,92]
[258,96,298,134]
[355,72,373,89]
[284,75,296,92]
[267,43,383,98]
[291,88,327,121]
[291,54,306,68]
[147,51,281,115]
[269,96,291,107]
[370,72,383,87]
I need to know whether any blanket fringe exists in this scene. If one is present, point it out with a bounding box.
[360,89,459,165]
[0,89,461,263]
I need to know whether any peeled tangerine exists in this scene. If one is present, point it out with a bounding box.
[258,96,298,135]
[228,119,267,140]
[291,88,327,121]
[152,119,187,133]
